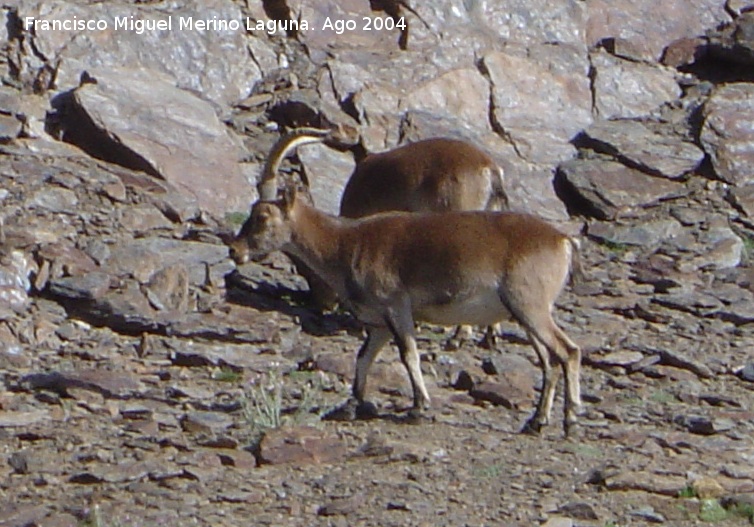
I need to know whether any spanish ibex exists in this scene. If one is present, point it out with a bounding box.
[229,188,583,435]
[256,128,509,214]
[255,128,509,342]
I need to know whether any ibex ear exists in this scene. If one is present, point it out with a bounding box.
[279,185,298,212]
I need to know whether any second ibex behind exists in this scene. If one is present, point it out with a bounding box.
[230,186,583,435]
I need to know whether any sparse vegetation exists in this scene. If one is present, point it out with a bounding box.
[473,462,506,479]
[224,211,249,227]
[79,507,199,527]
[740,233,754,259]
[242,366,284,438]
[211,366,243,383]
[678,485,697,499]
[699,498,730,522]
[649,388,678,404]
[728,502,754,522]
[599,239,632,256]
[676,488,754,523]
[241,366,334,445]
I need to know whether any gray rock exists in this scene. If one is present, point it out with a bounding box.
[673,414,736,435]
[629,506,666,523]
[588,218,683,247]
[21,369,144,398]
[317,493,368,517]
[708,12,754,65]
[701,83,754,186]
[144,264,190,313]
[580,120,704,179]
[118,205,174,234]
[296,1,403,64]
[738,363,754,382]
[0,410,50,428]
[403,67,492,136]
[180,411,234,435]
[591,50,682,119]
[70,67,254,218]
[728,183,754,220]
[27,186,78,213]
[484,45,592,164]
[0,250,37,315]
[687,227,744,270]
[18,0,260,106]
[48,272,112,301]
[0,114,22,141]
[559,158,686,219]
[258,425,349,466]
[587,0,729,60]
[605,471,686,495]
[104,237,228,285]
[297,143,356,216]
[470,377,532,409]
[654,290,724,317]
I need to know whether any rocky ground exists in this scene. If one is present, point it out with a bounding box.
[2,1,754,526]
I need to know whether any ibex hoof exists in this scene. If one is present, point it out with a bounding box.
[564,418,579,439]
[355,400,380,420]
[323,398,377,421]
[520,417,543,435]
[403,407,432,425]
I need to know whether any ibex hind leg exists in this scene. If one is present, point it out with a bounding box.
[500,285,578,435]
[520,334,560,435]
[384,301,431,412]
[554,324,583,435]
[351,326,391,418]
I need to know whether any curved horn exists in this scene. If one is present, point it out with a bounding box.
[257,127,331,201]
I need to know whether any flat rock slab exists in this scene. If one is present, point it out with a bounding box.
[104,237,229,285]
[71,67,254,217]
[591,50,682,119]
[19,0,260,106]
[559,158,686,219]
[586,0,729,60]
[0,410,50,428]
[21,369,145,398]
[587,218,683,246]
[580,120,704,179]
[701,83,754,186]
[298,142,356,216]
[484,46,592,164]
[258,426,349,466]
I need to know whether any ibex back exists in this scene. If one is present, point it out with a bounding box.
[230,189,583,435]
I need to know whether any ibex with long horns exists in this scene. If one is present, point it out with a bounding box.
[253,128,509,342]
[229,183,583,435]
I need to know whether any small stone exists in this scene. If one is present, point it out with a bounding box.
[8,451,29,474]
[673,414,734,435]
[541,517,573,527]
[180,411,234,435]
[317,493,367,516]
[629,506,666,523]
[556,502,599,520]
[738,363,754,382]
[692,477,726,499]
[258,426,348,466]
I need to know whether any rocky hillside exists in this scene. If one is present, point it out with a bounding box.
[1,1,754,526]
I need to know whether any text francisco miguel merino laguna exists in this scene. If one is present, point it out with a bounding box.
[22,14,402,34]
